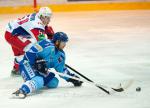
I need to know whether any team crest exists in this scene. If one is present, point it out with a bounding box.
[58,56,63,63]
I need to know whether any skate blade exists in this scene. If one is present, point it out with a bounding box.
[11,93,26,99]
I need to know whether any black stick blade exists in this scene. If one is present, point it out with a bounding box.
[112,87,124,92]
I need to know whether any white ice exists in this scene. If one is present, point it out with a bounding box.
[0,10,150,108]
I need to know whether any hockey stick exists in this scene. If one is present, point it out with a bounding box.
[48,69,110,94]
[65,64,124,94]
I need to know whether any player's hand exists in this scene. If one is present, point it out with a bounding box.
[34,58,48,74]
[67,76,83,87]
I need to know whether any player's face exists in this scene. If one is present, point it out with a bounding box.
[41,16,51,26]
[55,41,66,50]
[59,41,66,50]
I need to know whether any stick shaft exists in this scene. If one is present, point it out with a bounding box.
[65,64,94,82]
[49,69,110,94]
[65,64,125,93]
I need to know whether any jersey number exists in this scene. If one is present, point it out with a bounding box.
[18,15,29,25]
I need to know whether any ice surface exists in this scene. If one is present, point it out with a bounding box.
[0,10,150,108]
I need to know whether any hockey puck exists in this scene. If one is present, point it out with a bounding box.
[136,87,141,92]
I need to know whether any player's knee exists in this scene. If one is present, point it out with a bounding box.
[32,76,44,89]
[47,77,59,88]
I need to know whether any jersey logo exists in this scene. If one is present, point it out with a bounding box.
[18,18,29,25]
[58,56,63,63]
[23,60,35,78]
[30,13,36,21]
[35,43,43,52]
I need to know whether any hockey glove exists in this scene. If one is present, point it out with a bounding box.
[67,76,83,87]
[38,34,45,41]
[34,58,48,74]
[63,68,83,87]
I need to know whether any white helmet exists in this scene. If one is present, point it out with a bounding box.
[38,7,52,17]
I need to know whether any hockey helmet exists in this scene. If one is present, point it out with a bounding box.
[52,32,69,43]
[38,7,52,17]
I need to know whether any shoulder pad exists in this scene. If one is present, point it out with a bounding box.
[31,15,45,30]
[29,43,43,53]
[38,39,54,49]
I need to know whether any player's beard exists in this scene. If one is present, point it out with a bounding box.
[55,41,66,50]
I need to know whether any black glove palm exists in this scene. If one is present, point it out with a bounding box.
[67,76,83,87]
[34,58,48,74]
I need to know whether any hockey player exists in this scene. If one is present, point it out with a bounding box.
[12,32,83,99]
[5,7,54,75]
